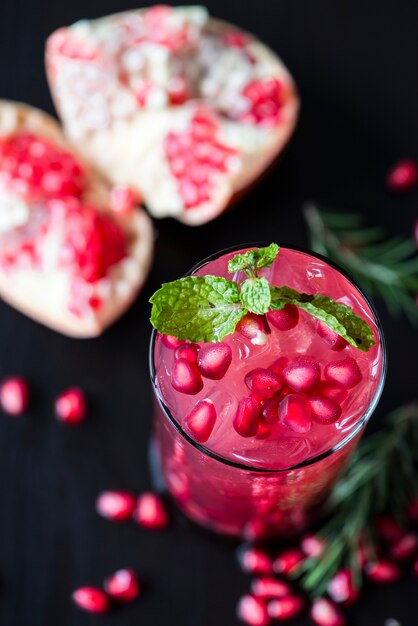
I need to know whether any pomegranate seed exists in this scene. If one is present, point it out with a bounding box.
[236,313,268,346]
[244,368,282,398]
[95,490,136,522]
[184,399,217,443]
[175,343,199,364]
[364,560,401,583]
[278,394,311,433]
[375,515,404,542]
[300,534,325,558]
[324,357,362,389]
[267,595,304,620]
[386,160,418,191]
[267,304,299,331]
[0,376,29,415]
[237,595,270,626]
[327,568,359,605]
[316,321,348,351]
[237,545,274,575]
[390,532,418,561]
[282,356,320,392]
[134,492,169,530]
[109,185,139,214]
[161,334,183,349]
[233,396,260,437]
[268,357,290,377]
[407,498,418,523]
[261,396,280,424]
[72,587,109,614]
[314,381,347,403]
[55,387,86,424]
[310,598,346,626]
[273,548,304,575]
[104,568,139,602]
[171,358,203,395]
[251,578,291,599]
[309,396,341,424]
[197,342,232,380]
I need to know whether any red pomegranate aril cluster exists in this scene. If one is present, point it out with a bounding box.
[238,78,285,128]
[0,132,85,202]
[164,109,238,209]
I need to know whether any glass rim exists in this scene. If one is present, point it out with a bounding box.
[149,242,387,473]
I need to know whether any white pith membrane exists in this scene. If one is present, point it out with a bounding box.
[46,5,299,225]
[0,101,153,337]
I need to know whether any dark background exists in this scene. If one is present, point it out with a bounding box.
[0,1,417,625]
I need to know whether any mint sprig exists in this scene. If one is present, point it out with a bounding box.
[150,244,376,350]
[270,286,376,351]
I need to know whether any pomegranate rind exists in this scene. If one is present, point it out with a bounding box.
[0,100,153,337]
[45,7,299,226]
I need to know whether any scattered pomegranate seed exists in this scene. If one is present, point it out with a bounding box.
[244,368,282,398]
[55,387,86,424]
[251,578,291,600]
[327,568,359,605]
[134,492,169,530]
[324,357,362,389]
[390,532,418,561]
[175,342,199,364]
[386,160,418,191]
[267,595,304,620]
[161,334,184,349]
[267,304,299,331]
[364,560,401,583]
[233,396,260,437]
[109,185,139,214]
[237,594,270,626]
[282,357,320,392]
[0,376,29,415]
[314,381,347,403]
[309,396,341,424]
[171,358,203,395]
[72,587,109,614]
[236,313,268,346]
[197,342,232,380]
[184,399,217,443]
[310,598,346,626]
[300,534,325,558]
[104,568,139,602]
[375,515,404,543]
[273,548,304,575]
[260,396,280,424]
[95,490,136,522]
[237,545,274,575]
[316,321,348,351]
[278,394,312,433]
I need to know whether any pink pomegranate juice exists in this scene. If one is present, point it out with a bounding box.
[151,247,385,538]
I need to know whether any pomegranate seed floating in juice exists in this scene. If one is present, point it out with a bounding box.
[150,245,385,538]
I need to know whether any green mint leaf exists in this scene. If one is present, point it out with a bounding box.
[270,286,376,352]
[150,276,247,342]
[228,243,280,276]
[240,277,271,315]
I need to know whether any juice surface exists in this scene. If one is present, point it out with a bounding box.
[154,247,383,470]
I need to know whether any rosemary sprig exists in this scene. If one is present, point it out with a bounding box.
[295,403,418,598]
[303,204,418,323]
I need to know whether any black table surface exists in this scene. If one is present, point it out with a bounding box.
[0,1,417,625]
